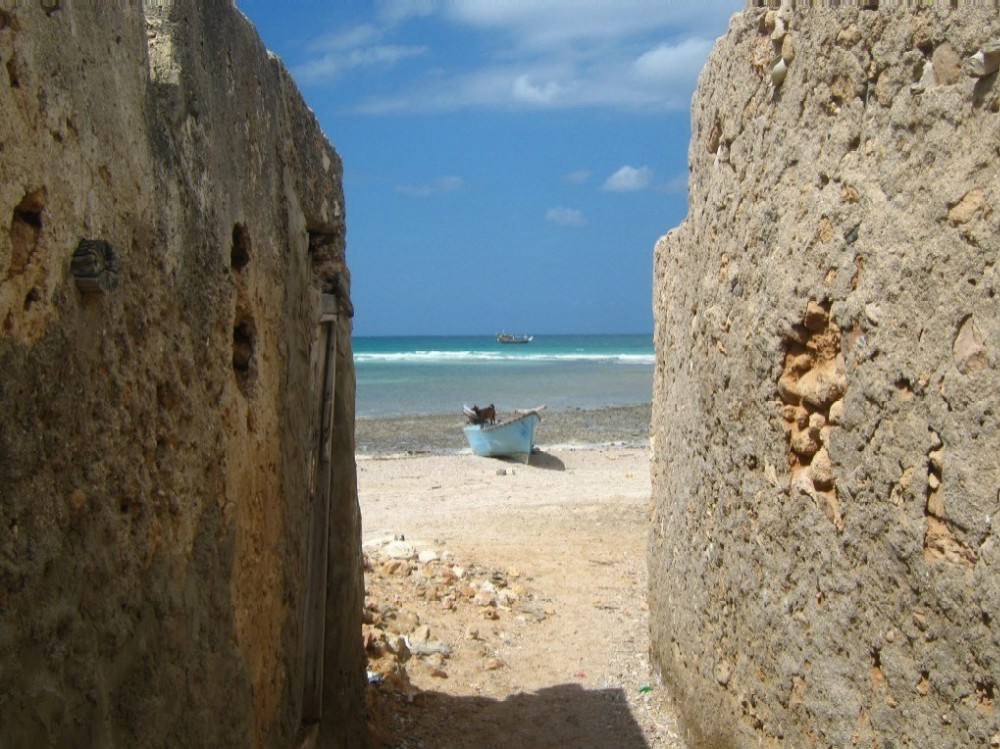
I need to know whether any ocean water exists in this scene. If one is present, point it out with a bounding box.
[353,334,654,418]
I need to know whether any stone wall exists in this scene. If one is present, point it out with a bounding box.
[649,5,999,748]
[0,2,364,746]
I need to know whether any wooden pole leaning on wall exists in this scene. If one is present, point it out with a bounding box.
[301,293,339,724]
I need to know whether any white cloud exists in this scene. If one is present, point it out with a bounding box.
[377,0,439,23]
[546,206,587,227]
[395,175,464,197]
[435,176,463,191]
[512,75,565,104]
[295,40,427,84]
[292,22,428,84]
[353,54,693,113]
[307,24,381,54]
[633,39,714,83]
[562,169,591,185]
[603,165,653,192]
[293,0,744,113]
[293,0,743,112]
[443,0,740,48]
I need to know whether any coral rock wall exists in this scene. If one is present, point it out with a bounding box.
[0,2,364,747]
[649,5,1000,748]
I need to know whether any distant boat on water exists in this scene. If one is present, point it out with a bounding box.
[496,332,533,344]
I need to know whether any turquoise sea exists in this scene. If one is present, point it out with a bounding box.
[353,334,654,418]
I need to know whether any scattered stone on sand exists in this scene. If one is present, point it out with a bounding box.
[362,540,548,699]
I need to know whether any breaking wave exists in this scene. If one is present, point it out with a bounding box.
[354,350,655,366]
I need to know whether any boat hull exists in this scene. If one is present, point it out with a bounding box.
[463,411,540,462]
[496,334,533,344]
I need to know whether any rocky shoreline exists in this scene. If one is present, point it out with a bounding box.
[355,403,651,455]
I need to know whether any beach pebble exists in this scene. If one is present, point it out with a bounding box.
[517,602,547,622]
[473,591,496,607]
[385,636,410,662]
[384,540,418,560]
[410,624,431,643]
[381,560,405,575]
[385,610,420,635]
[497,588,519,607]
[406,639,452,657]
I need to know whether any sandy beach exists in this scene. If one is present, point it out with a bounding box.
[357,405,685,748]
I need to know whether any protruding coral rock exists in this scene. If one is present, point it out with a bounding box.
[795,363,847,409]
[910,60,935,93]
[771,57,788,87]
[771,15,786,42]
[809,448,835,491]
[786,351,814,374]
[791,425,821,457]
[782,34,796,64]
[803,301,829,332]
[953,316,988,374]
[827,399,844,426]
[947,188,986,226]
[932,43,962,85]
[964,39,1000,77]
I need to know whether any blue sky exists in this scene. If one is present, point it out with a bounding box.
[236,0,744,336]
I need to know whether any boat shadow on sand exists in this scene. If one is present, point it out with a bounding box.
[528,449,565,471]
[489,449,565,471]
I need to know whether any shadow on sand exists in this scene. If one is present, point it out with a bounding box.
[483,450,565,471]
[526,450,566,471]
[372,683,650,749]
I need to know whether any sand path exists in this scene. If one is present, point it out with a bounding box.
[357,448,686,748]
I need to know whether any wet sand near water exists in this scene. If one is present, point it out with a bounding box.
[356,403,651,455]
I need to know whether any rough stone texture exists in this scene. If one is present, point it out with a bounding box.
[649,5,1000,748]
[0,2,364,747]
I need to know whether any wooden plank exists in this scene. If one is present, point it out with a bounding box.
[301,309,337,722]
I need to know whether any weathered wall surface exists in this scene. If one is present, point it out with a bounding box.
[0,2,364,747]
[649,5,1000,748]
